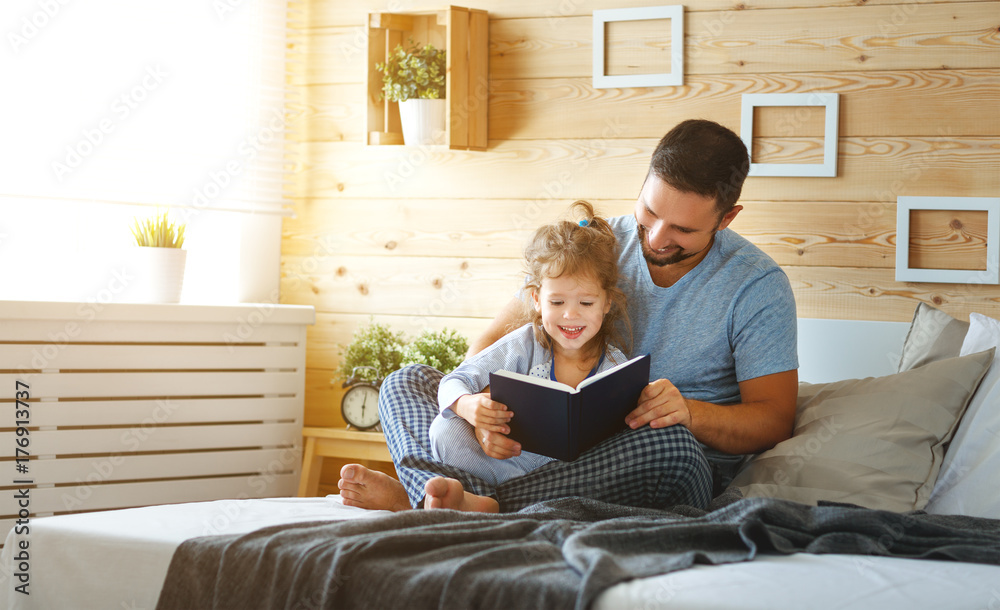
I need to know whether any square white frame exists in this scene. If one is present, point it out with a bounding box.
[740,93,840,177]
[592,5,684,89]
[896,196,1000,284]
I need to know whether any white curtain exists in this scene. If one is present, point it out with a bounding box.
[0,0,296,303]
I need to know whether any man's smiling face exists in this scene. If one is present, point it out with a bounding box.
[634,173,741,269]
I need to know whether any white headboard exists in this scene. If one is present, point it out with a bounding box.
[796,318,911,384]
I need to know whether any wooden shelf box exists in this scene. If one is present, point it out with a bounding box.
[366,7,488,150]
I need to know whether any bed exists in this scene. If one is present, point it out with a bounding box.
[3,306,1000,609]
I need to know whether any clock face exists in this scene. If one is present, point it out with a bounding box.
[341,384,381,430]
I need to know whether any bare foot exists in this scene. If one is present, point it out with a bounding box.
[423,477,499,513]
[338,464,412,512]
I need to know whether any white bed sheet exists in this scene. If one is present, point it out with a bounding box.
[594,553,1000,610]
[2,496,998,610]
[0,496,387,610]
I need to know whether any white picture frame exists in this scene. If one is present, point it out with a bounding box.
[740,93,840,177]
[592,5,684,89]
[895,196,1000,284]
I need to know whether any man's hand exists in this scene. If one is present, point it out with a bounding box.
[453,393,513,433]
[625,370,798,454]
[625,378,692,430]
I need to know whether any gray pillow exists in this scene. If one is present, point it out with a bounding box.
[730,348,994,512]
[898,302,970,372]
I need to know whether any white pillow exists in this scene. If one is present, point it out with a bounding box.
[926,313,1000,518]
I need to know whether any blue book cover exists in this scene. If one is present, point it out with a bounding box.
[488,354,651,461]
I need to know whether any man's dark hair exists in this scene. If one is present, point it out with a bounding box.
[647,119,750,216]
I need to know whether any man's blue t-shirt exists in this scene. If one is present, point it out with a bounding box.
[610,215,798,405]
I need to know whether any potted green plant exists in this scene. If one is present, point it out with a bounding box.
[337,320,408,383]
[335,321,468,430]
[337,321,469,382]
[401,328,469,373]
[376,40,447,146]
[126,211,188,303]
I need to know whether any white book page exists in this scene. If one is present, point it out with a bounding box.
[493,353,648,394]
[577,354,648,390]
[491,369,576,393]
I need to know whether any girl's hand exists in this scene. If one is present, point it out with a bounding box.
[453,393,513,434]
[475,426,521,460]
[625,379,692,430]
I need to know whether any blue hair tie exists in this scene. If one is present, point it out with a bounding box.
[578,219,589,227]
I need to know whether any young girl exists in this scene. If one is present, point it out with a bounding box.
[429,200,632,486]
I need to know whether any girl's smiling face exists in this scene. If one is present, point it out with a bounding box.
[532,274,610,357]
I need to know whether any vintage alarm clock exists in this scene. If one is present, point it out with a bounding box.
[340,366,382,431]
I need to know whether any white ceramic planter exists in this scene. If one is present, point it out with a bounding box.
[398,98,447,146]
[124,247,187,303]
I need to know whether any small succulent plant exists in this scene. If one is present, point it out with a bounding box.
[130,212,186,248]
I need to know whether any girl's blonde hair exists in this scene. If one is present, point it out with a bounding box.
[521,200,631,359]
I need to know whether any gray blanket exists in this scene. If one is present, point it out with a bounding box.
[154,493,1000,610]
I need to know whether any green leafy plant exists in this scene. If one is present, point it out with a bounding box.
[375,40,446,102]
[130,212,186,249]
[337,320,408,383]
[337,320,468,382]
[401,328,469,374]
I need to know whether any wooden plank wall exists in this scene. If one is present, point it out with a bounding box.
[283,0,1000,443]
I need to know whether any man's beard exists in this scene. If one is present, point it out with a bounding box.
[637,224,700,267]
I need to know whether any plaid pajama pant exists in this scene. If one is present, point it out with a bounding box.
[378,364,713,512]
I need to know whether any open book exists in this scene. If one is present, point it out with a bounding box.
[488,353,651,461]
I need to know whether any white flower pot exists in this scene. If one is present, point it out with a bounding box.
[121,247,187,304]
[398,98,447,146]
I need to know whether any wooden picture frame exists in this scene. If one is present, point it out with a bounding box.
[895,196,1000,284]
[592,5,684,89]
[740,92,840,177]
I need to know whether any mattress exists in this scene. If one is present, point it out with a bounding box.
[2,496,997,610]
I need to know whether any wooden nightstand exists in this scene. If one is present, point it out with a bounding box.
[297,427,393,497]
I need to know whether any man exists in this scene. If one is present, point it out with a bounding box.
[339,119,799,513]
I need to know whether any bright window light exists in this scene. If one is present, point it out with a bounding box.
[0,0,292,304]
